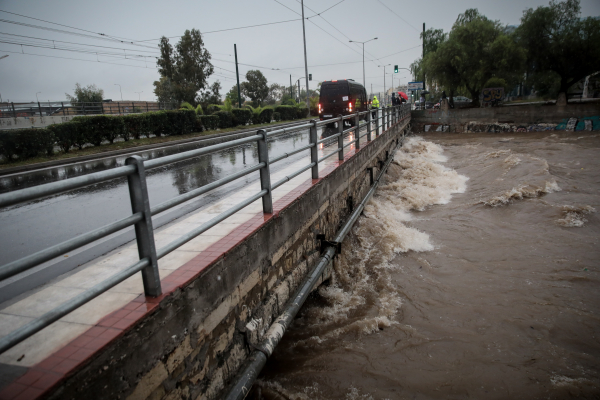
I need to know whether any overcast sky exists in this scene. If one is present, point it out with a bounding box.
[0,0,598,103]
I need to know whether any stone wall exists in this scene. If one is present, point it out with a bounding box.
[411,102,600,133]
[46,120,409,400]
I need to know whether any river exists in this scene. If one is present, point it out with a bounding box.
[257,131,600,399]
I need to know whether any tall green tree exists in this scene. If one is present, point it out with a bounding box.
[423,9,525,106]
[241,70,269,106]
[198,81,222,110]
[516,0,600,103]
[225,84,245,105]
[153,29,213,104]
[66,83,104,105]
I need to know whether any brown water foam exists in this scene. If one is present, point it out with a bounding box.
[258,131,600,400]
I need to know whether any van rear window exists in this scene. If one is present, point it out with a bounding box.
[320,83,349,97]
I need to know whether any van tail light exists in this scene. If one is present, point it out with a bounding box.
[318,103,322,113]
[349,102,353,112]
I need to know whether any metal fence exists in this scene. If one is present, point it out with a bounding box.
[0,104,411,354]
[0,101,179,118]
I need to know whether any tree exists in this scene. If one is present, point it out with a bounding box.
[198,81,222,110]
[66,83,103,105]
[225,84,245,106]
[265,83,286,105]
[241,70,269,106]
[153,29,214,104]
[422,9,525,106]
[516,0,600,104]
[153,77,177,104]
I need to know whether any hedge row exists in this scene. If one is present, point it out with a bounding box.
[1,105,310,162]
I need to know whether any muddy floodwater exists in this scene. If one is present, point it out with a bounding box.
[256,131,600,399]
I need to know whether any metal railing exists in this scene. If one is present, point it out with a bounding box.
[0,101,178,118]
[0,103,411,354]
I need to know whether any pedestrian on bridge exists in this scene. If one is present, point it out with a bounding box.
[371,95,379,119]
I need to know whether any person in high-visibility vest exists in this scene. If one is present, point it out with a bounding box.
[371,95,379,119]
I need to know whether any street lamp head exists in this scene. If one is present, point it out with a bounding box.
[349,40,353,43]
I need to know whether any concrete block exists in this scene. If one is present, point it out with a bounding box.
[273,279,290,313]
[197,290,239,338]
[166,335,192,374]
[126,361,168,400]
[237,269,260,300]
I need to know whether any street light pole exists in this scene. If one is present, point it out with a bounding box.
[300,0,310,115]
[35,92,41,102]
[114,84,123,101]
[349,37,377,88]
[135,91,143,101]
[378,64,390,105]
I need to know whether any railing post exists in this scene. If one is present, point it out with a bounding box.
[256,129,273,214]
[82,102,86,115]
[11,102,16,118]
[382,107,386,132]
[117,102,121,114]
[367,109,372,142]
[125,155,162,297]
[309,119,319,179]
[101,102,105,115]
[387,106,391,129]
[375,108,380,137]
[146,102,149,113]
[61,102,65,116]
[337,115,344,161]
[132,102,135,114]
[355,112,360,149]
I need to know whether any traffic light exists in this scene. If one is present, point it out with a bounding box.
[309,73,312,81]
[394,65,398,73]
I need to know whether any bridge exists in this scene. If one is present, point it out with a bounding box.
[0,105,411,400]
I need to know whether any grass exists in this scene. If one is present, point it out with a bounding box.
[0,117,313,171]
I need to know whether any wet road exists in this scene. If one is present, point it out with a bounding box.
[0,121,367,270]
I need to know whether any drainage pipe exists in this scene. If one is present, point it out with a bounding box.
[224,131,407,400]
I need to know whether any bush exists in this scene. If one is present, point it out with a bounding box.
[199,115,219,131]
[0,128,54,160]
[214,111,234,129]
[123,114,150,140]
[195,104,204,115]
[259,107,274,124]
[180,101,194,110]
[273,112,281,122]
[48,121,89,152]
[207,104,222,114]
[73,115,125,145]
[274,105,297,121]
[296,107,308,119]
[231,108,252,126]
[0,130,17,160]
[146,111,169,137]
[163,110,196,136]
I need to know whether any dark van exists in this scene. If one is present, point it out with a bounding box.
[318,79,368,127]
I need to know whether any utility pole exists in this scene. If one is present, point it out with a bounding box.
[114,84,123,101]
[234,44,242,108]
[422,23,426,92]
[290,75,293,98]
[301,0,310,114]
[297,79,301,103]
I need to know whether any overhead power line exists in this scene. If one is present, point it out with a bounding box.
[375,0,420,32]
[0,32,160,54]
[306,0,346,19]
[135,19,301,43]
[0,9,156,49]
